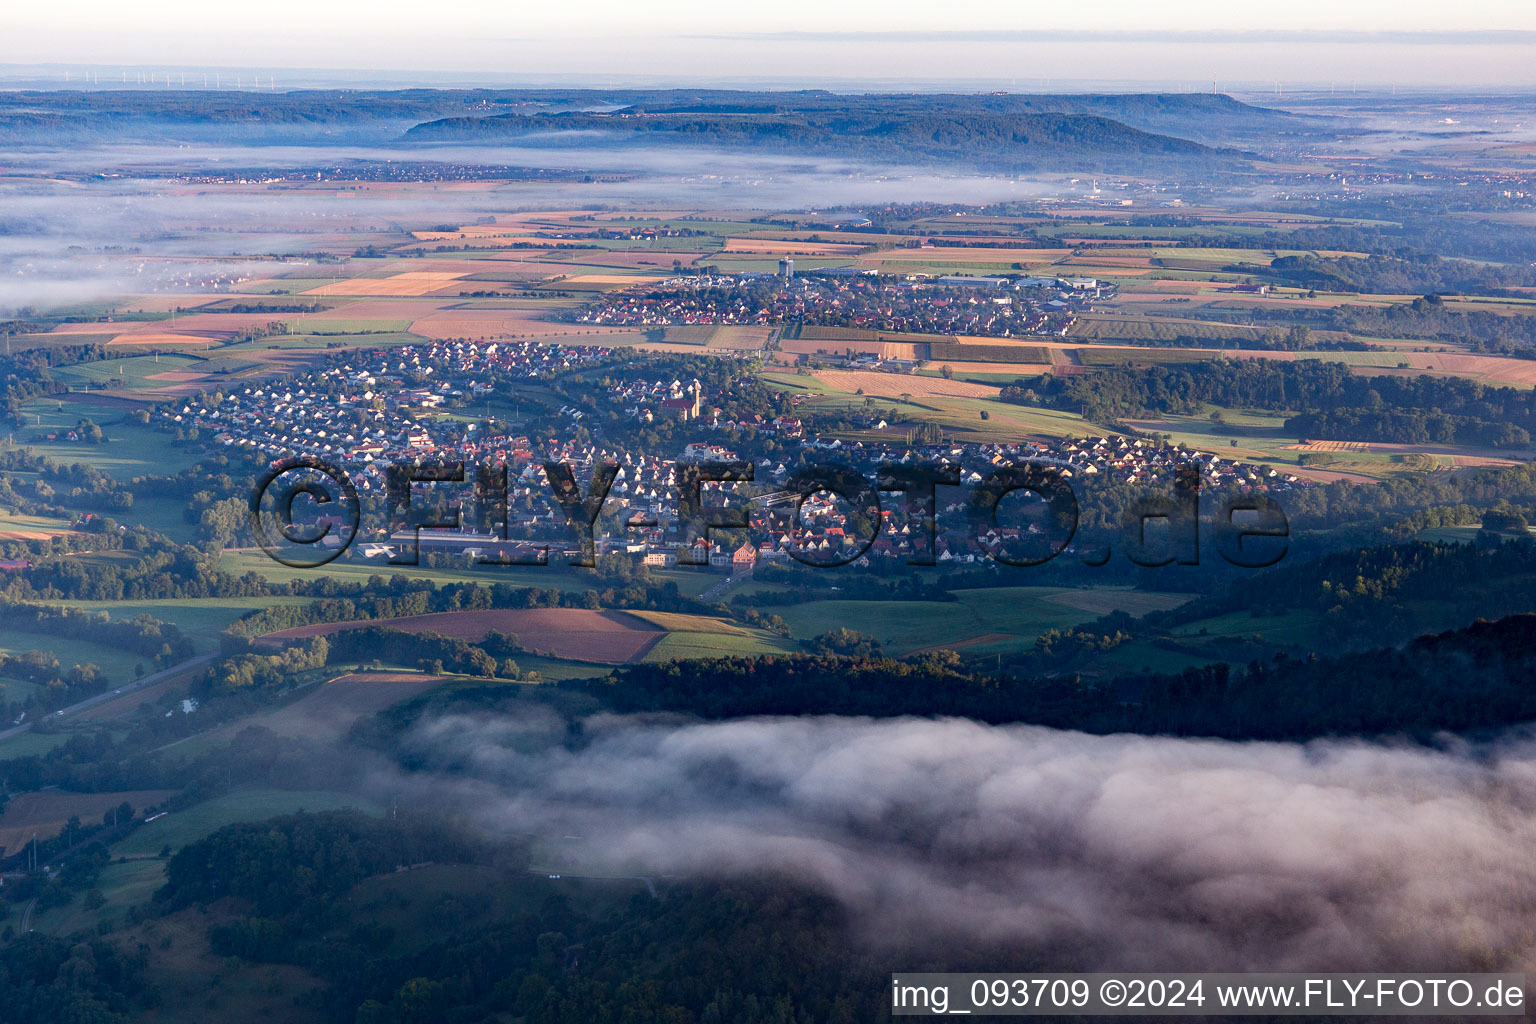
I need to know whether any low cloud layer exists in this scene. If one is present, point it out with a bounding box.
[392,711,1536,971]
[0,141,1052,313]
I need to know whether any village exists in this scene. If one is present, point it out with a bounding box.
[170,337,1305,571]
[563,266,1108,338]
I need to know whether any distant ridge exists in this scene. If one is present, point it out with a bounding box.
[0,89,1309,164]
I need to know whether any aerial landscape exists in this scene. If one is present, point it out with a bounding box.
[4,3,1536,1021]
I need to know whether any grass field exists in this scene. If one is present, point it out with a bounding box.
[0,730,70,759]
[624,610,747,633]
[52,354,204,389]
[222,330,425,351]
[111,787,384,857]
[640,629,801,661]
[772,586,1189,656]
[0,788,180,857]
[12,399,206,480]
[174,672,449,759]
[0,509,76,541]
[759,369,1102,442]
[216,550,722,597]
[26,858,169,937]
[24,859,165,939]
[1121,409,1303,466]
[0,624,147,682]
[48,596,314,650]
[1168,608,1321,645]
[1121,408,1521,481]
[113,491,200,543]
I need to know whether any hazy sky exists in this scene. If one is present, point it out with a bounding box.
[7,0,1536,87]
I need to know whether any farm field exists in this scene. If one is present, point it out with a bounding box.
[0,788,180,857]
[111,787,385,857]
[772,586,1190,656]
[52,353,204,388]
[26,858,170,937]
[263,608,664,663]
[259,608,769,664]
[1121,409,1528,480]
[215,550,722,597]
[761,368,1101,440]
[0,730,71,759]
[0,509,75,541]
[161,672,451,761]
[50,596,315,649]
[12,398,207,479]
[302,270,473,297]
[641,630,800,661]
[0,623,150,683]
[1162,609,1327,664]
[813,369,1001,399]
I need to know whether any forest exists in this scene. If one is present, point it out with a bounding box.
[1019,357,1536,446]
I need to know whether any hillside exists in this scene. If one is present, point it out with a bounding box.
[0,89,1281,168]
[403,108,1232,171]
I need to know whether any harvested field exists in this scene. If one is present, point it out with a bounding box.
[263,608,672,664]
[1288,440,1369,453]
[653,325,772,350]
[0,512,73,541]
[780,337,925,360]
[49,322,142,336]
[563,274,670,286]
[1061,255,1154,268]
[566,250,706,269]
[407,309,639,341]
[922,360,1052,376]
[320,299,455,319]
[721,238,865,255]
[98,313,297,336]
[303,271,472,297]
[657,325,719,345]
[106,333,218,347]
[814,370,1000,399]
[625,611,745,634]
[0,789,180,857]
[1370,353,1536,387]
[1105,280,1211,294]
[863,247,1074,263]
[709,325,774,351]
[1227,350,1536,386]
[411,225,535,239]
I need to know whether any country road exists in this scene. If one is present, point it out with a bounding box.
[0,652,218,744]
[700,572,747,603]
[20,897,37,932]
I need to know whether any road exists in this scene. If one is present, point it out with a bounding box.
[20,897,37,933]
[700,572,747,603]
[0,652,218,743]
